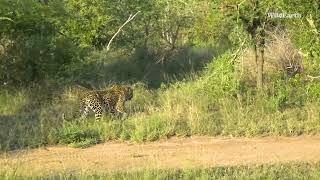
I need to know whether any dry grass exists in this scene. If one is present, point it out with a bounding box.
[238,29,304,81]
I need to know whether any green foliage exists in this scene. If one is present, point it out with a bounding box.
[285,0,320,62]
[0,0,228,86]
[191,2,232,48]
[129,113,175,141]
[307,81,320,100]
[201,51,239,97]
[52,120,101,148]
[62,0,111,47]
[0,0,87,84]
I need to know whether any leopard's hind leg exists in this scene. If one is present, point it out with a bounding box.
[80,100,90,119]
[87,101,103,121]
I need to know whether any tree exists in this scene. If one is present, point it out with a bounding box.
[217,0,282,91]
[0,0,80,84]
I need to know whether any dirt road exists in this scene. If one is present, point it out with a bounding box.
[1,136,320,176]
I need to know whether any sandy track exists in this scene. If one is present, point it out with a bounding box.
[1,136,320,176]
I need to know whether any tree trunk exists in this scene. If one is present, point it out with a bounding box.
[254,44,258,74]
[256,46,264,91]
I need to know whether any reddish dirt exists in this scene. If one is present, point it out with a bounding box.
[1,136,320,176]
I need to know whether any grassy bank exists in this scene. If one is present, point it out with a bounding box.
[1,52,320,150]
[1,163,320,179]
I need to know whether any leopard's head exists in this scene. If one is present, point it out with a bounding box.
[109,84,133,101]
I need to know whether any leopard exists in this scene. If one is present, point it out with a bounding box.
[79,84,133,120]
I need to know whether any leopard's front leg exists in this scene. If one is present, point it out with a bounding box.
[115,94,128,119]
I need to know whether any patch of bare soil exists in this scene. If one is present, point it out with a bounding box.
[1,136,320,176]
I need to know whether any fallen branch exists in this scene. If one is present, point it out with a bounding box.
[106,11,141,52]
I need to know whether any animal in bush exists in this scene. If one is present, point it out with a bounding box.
[79,84,133,120]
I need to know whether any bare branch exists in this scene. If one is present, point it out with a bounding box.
[105,11,141,52]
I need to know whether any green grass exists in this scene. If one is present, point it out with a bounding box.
[2,163,320,179]
[1,51,320,150]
